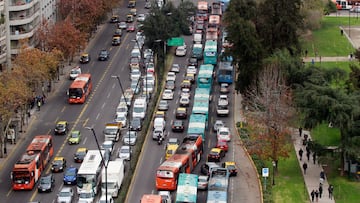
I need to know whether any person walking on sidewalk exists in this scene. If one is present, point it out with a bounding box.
[37,100,41,111]
[320,170,326,185]
[299,127,303,137]
[328,184,334,199]
[311,190,315,202]
[313,152,316,164]
[302,162,308,174]
[319,184,323,198]
[315,190,319,202]
[299,148,304,161]
[306,151,310,161]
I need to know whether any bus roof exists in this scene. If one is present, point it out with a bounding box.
[207,191,227,203]
[204,40,218,52]
[70,74,91,89]
[78,150,104,175]
[27,135,52,152]
[141,194,162,203]
[176,173,198,202]
[158,154,189,170]
[219,61,233,70]
[209,15,221,24]
[197,1,208,11]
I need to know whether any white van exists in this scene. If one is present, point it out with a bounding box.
[193,33,202,44]
[116,102,128,116]
[132,97,147,119]
[153,117,165,130]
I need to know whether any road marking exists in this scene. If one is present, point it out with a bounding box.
[96,113,100,120]
[101,102,106,109]
[61,106,66,112]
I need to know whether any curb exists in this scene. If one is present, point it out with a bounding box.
[233,93,263,203]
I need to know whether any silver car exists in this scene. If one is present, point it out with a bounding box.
[158,100,169,111]
[213,120,225,132]
[197,175,209,190]
[118,146,132,161]
[123,131,138,145]
[57,187,74,203]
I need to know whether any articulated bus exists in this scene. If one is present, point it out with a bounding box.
[11,135,53,190]
[187,114,208,141]
[207,167,230,203]
[198,64,215,89]
[175,173,198,203]
[333,0,352,10]
[76,150,104,194]
[193,88,211,115]
[204,40,218,65]
[156,136,203,191]
[68,73,92,104]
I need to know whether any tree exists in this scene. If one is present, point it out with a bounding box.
[256,0,303,55]
[47,19,86,62]
[243,60,295,169]
[223,0,263,93]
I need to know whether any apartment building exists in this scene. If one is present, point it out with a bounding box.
[0,0,57,71]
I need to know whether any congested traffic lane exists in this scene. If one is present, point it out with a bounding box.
[0,5,142,203]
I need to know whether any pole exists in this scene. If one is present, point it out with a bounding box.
[272,161,275,185]
[86,127,108,201]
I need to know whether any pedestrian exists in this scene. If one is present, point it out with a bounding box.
[311,190,315,202]
[328,184,334,199]
[320,170,326,181]
[319,184,323,198]
[313,152,316,164]
[302,162,308,174]
[315,190,319,202]
[306,145,310,154]
[306,151,310,161]
[37,100,41,111]
[298,148,304,161]
[299,127,303,137]
[305,50,308,57]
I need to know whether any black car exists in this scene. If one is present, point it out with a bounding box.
[54,121,68,135]
[98,50,110,61]
[200,162,220,176]
[130,117,142,131]
[51,157,67,172]
[38,174,55,193]
[172,120,185,132]
[176,107,187,119]
[188,57,198,68]
[74,147,87,163]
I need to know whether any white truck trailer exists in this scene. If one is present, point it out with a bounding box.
[101,160,125,197]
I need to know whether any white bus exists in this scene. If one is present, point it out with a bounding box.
[76,150,104,195]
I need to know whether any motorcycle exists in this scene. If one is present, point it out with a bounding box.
[157,136,163,145]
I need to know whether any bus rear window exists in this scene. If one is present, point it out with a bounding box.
[69,88,83,97]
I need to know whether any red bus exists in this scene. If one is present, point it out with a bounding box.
[11,135,54,190]
[68,73,92,104]
[140,194,162,203]
[155,135,202,191]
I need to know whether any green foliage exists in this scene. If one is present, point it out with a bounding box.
[324,0,337,15]
[257,0,303,55]
[331,176,360,203]
[311,123,341,146]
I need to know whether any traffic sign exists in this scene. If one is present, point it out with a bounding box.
[262,168,269,177]
[167,37,184,46]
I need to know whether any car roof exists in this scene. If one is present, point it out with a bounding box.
[225,161,236,166]
[60,187,73,192]
[57,121,67,125]
[71,130,80,134]
[77,147,87,152]
[210,148,222,153]
[81,53,88,56]
[54,156,64,161]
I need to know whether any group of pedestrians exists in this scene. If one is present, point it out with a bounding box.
[297,127,335,202]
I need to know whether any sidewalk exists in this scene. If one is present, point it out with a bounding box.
[303,56,350,63]
[292,129,336,203]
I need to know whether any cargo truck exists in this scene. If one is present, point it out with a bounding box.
[101,160,125,197]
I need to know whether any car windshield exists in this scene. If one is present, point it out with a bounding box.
[59,191,71,197]
[40,177,51,184]
[70,133,78,138]
[121,148,130,153]
[220,131,228,135]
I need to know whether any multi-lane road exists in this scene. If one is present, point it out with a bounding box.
[0,1,261,203]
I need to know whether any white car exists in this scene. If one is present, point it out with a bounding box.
[98,195,114,203]
[162,89,174,100]
[179,96,190,107]
[175,45,187,56]
[217,127,231,141]
[123,131,138,145]
[166,72,176,81]
[115,113,127,126]
[197,175,209,190]
[186,66,197,75]
[101,140,114,155]
[213,120,225,132]
[143,83,154,94]
[57,187,74,203]
[69,66,81,80]
[181,88,190,98]
[144,48,153,59]
[171,64,180,73]
[118,146,132,161]
[144,74,155,85]
[118,21,127,29]
[137,14,146,22]
[218,95,229,106]
[146,62,155,73]
[130,68,141,81]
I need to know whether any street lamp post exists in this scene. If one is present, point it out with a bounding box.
[111,75,133,169]
[272,161,276,186]
[85,127,109,202]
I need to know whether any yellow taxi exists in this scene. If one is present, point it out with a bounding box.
[130,8,137,16]
[51,156,67,172]
[74,147,88,163]
[110,15,119,23]
[126,14,134,23]
[165,143,179,160]
[79,53,90,64]
[155,111,166,119]
[112,36,121,46]
[222,161,238,176]
[207,148,225,162]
